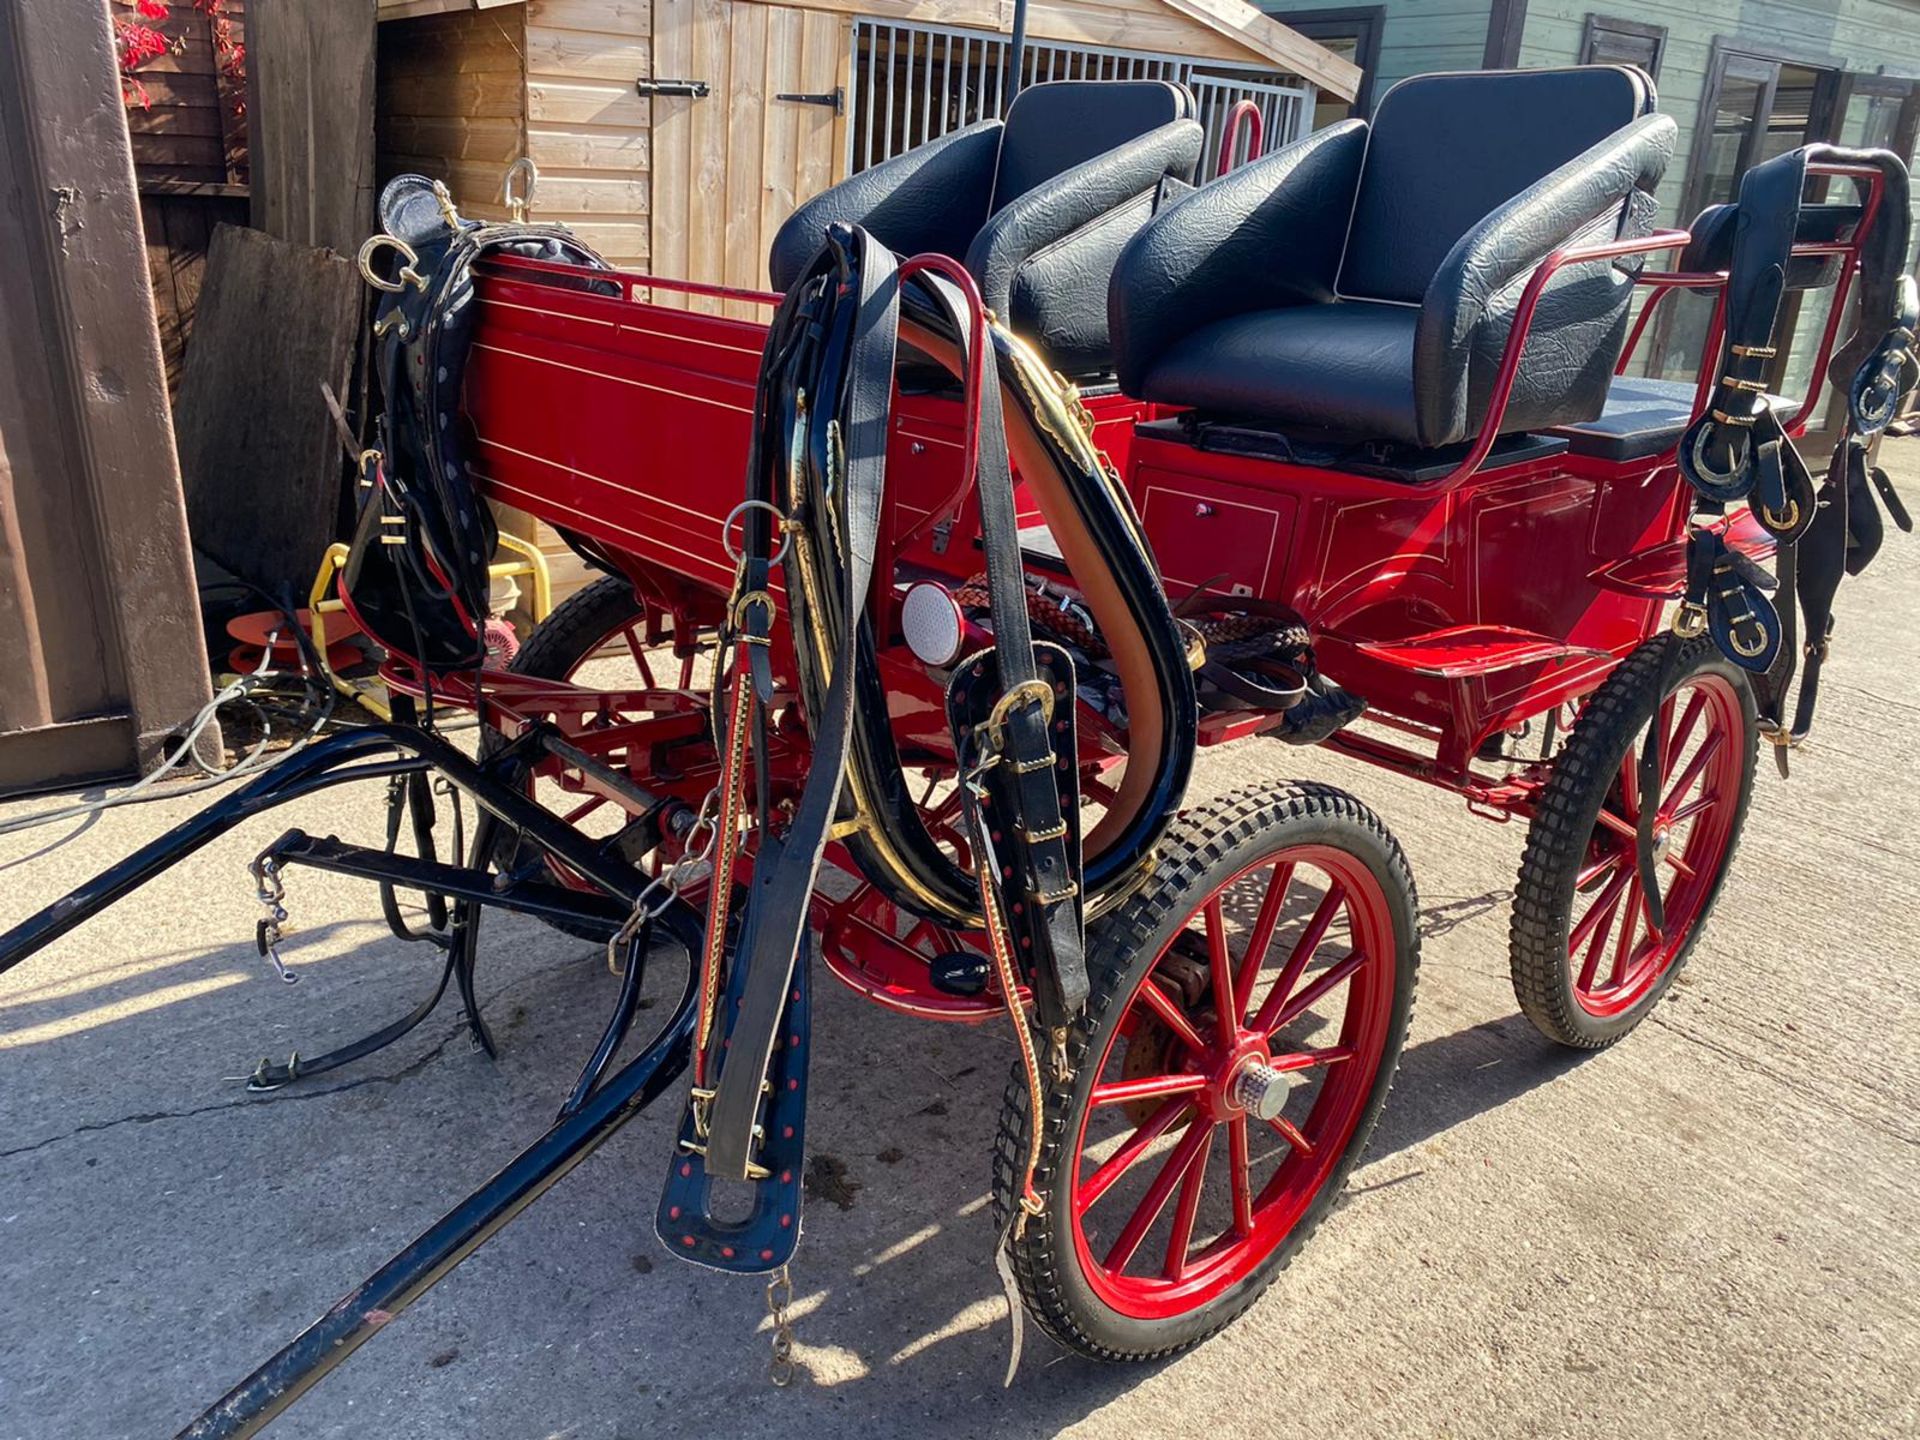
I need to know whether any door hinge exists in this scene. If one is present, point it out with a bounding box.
[775,89,844,113]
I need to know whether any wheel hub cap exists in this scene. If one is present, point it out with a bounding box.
[1232,1061,1294,1122]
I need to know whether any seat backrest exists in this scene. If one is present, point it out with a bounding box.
[991,79,1193,212]
[1336,66,1654,306]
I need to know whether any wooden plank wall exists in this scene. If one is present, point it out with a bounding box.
[650,0,845,312]
[524,0,656,264]
[377,5,529,220]
[248,0,379,255]
[115,0,252,393]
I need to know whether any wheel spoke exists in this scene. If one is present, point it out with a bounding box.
[1663,691,1708,781]
[1573,866,1631,988]
[1162,1125,1214,1280]
[1607,875,1643,988]
[1618,749,1642,824]
[1575,849,1626,889]
[1227,1116,1254,1236]
[562,795,607,825]
[1103,1117,1211,1274]
[1268,1045,1353,1073]
[1136,978,1209,1055]
[1078,1096,1191,1210]
[1661,729,1726,817]
[1267,1113,1315,1158]
[1232,861,1295,1017]
[1249,883,1347,1035]
[1266,949,1367,1035]
[621,625,657,688]
[1204,897,1237,1047]
[1594,807,1638,845]
[1662,849,1697,880]
[1669,791,1716,825]
[1090,1072,1209,1109]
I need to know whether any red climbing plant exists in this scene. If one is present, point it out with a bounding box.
[114,0,247,114]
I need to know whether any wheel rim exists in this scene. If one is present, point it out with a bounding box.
[521,593,706,894]
[1566,672,1746,1019]
[1069,845,1397,1320]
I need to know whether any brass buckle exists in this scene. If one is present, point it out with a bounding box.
[730,588,775,637]
[985,678,1056,742]
[1672,601,1708,638]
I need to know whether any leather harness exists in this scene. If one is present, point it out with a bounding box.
[661,225,1091,1267]
[1676,144,1918,771]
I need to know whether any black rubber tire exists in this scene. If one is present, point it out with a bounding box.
[488,576,653,939]
[1510,634,1757,1050]
[509,574,647,685]
[990,782,1420,1362]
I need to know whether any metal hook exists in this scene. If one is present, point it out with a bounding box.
[357,234,426,295]
[502,157,539,223]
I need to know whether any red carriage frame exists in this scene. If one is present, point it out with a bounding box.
[404,164,1883,1028]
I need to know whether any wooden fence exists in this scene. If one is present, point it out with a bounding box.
[114,0,252,392]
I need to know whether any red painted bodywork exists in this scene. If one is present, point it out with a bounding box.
[416,171,1881,1019]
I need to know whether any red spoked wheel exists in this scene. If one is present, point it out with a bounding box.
[487,576,718,934]
[993,783,1419,1359]
[1511,634,1757,1049]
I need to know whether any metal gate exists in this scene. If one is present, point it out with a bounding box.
[847,18,1315,184]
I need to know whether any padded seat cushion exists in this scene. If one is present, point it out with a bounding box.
[1551,375,1796,461]
[992,80,1191,210]
[1338,66,1653,304]
[1137,302,1422,443]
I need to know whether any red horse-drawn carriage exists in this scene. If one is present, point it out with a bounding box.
[3,64,1913,1434]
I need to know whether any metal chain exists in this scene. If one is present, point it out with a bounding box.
[250,857,299,985]
[765,1264,796,1386]
[605,786,723,975]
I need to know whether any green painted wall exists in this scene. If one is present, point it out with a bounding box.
[1519,0,1920,224]
[1263,1,1495,108]
[1263,0,1919,222]
[1262,0,1920,389]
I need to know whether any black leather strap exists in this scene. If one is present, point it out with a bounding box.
[915,269,1088,1027]
[1674,144,1918,755]
[704,226,898,1181]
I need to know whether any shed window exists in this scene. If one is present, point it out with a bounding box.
[1579,14,1666,81]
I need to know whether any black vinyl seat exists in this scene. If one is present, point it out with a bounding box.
[768,80,1203,376]
[1110,67,1678,450]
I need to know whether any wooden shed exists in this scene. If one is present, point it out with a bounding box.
[372,0,1354,602]
[373,0,1359,286]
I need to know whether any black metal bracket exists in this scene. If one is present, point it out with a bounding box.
[636,77,710,98]
[776,88,844,114]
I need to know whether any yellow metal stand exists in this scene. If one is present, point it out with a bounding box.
[308,535,554,720]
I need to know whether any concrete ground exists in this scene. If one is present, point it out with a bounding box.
[2,444,1917,1440]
